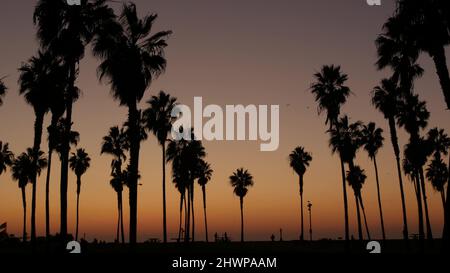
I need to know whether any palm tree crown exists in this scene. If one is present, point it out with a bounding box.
[289,146,312,177]
[361,122,384,159]
[69,148,91,178]
[229,168,254,198]
[310,65,351,128]
[0,141,14,177]
[0,78,6,106]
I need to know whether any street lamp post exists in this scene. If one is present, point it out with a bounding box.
[307,201,312,242]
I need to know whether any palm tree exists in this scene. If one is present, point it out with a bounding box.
[346,165,368,241]
[143,91,177,243]
[101,126,129,243]
[11,152,30,242]
[69,148,91,241]
[12,148,47,242]
[289,146,312,241]
[229,168,254,242]
[33,0,114,239]
[426,157,448,212]
[197,160,213,242]
[361,122,386,240]
[0,141,14,180]
[396,0,450,109]
[372,78,409,241]
[310,65,351,245]
[426,127,450,229]
[18,51,61,243]
[93,3,171,245]
[167,129,206,242]
[376,15,424,96]
[397,93,433,241]
[0,78,6,106]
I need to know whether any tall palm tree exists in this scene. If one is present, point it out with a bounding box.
[0,78,6,106]
[33,0,114,239]
[346,165,368,241]
[396,0,450,109]
[197,160,213,242]
[143,91,177,243]
[93,3,171,245]
[18,51,60,243]
[289,146,312,241]
[0,141,14,180]
[101,126,129,244]
[167,129,206,243]
[229,168,254,243]
[426,157,448,212]
[12,148,47,242]
[310,65,351,245]
[372,78,409,241]
[11,152,31,242]
[361,122,386,240]
[397,93,433,241]
[69,148,91,241]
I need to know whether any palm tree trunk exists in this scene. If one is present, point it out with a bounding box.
[60,61,77,240]
[75,176,81,241]
[443,153,450,249]
[162,143,167,243]
[355,192,363,241]
[119,190,125,244]
[388,117,409,241]
[359,193,371,241]
[299,175,304,241]
[240,196,244,242]
[185,184,191,243]
[184,189,188,242]
[21,186,27,242]
[128,102,140,245]
[373,157,386,241]
[178,192,184,242]
[45,148,53,238]
[116,191,120,243]
[419,168,433,241]
[414,173,425,249]
[202,184,208,242]
[431,45,450,110]
[191,182,195,242]
[339,156,350,247]
[31,112,44,244]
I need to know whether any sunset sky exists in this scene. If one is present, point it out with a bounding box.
[1,0,449,242]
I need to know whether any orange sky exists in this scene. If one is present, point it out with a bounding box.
[0,0,449,242]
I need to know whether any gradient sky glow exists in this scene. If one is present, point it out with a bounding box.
[1,0,450,242]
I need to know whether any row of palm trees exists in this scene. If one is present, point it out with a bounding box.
[1,0,450,249]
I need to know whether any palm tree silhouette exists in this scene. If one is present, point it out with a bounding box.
[101,126,129,244]
[69,148,91,241]
[93,3,171,245]
[346,165,368,241]
[397,93,433,241]
[0,78,6,106]
[11,152,30,242]
[143,91,177,244]
[12,148,47,242]
[197,160,213,242]
[376,15,423,96]
[167,129,206,242]
[372,78,409,241]
[33,0,114,239]
[18,51,60,243]
[396,0,450,109]
[289,146,312,241]
[361,122,386,240]
[426,157,448,213]
[329,116,366,241]
[310,65,351,246]
[0,141,14,180]
[229,168,254,243]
